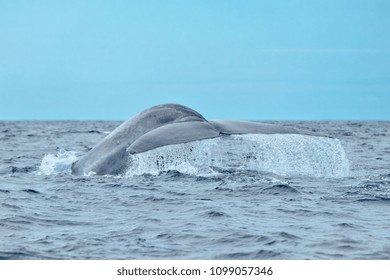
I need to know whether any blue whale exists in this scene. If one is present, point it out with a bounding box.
[71,104,325,175]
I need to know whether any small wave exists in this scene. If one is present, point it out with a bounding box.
[355,196,390,204]
[335,223,361,229]
[22,189,41,194]
[205,210,231,218]
[216,249,282,259]
[125,134,350,178]
[0,250,36,260]
[9,166,36,173]
[38,149,78,175]
[278,232,301,240]
[261,184,300,195]
[0,166,36,174]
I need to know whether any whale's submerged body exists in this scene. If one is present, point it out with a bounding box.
[71,104,329,175]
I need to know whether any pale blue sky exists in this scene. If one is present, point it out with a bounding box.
[0,0,389,120]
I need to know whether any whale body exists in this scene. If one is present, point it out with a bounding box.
[71,104,326,175]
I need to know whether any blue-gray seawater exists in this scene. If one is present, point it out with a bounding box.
[1,121,389,259]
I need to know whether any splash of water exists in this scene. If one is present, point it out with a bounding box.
[38,149,78,175]
[125,134,350,178]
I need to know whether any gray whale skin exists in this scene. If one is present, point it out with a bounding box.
[72,104,325,175]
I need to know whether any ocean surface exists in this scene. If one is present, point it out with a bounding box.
[0,120,389,259]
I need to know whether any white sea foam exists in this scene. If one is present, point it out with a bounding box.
[38,149,78,175]
[125,134,350,178]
